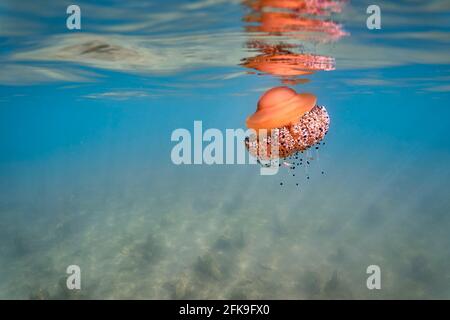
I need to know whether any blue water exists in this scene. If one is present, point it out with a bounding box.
[0,0,450,299]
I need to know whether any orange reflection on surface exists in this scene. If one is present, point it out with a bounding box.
[243,0,347,42]
[241,48,335,77]
[243,0,345,15]
[242,0,345,83]
[245,11,346,41]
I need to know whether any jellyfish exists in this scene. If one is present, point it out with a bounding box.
[245,86,329,160]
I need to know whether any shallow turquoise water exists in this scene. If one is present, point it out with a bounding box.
[0,0,450,299]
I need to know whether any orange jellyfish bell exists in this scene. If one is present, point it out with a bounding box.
[245,86,330,159]
[247,86,317,130]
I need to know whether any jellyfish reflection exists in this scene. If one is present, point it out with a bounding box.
[243,0,347,41]
[241,0,346,84]
[241,42,335,83]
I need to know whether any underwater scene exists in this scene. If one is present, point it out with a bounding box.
[0,0,450,299]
